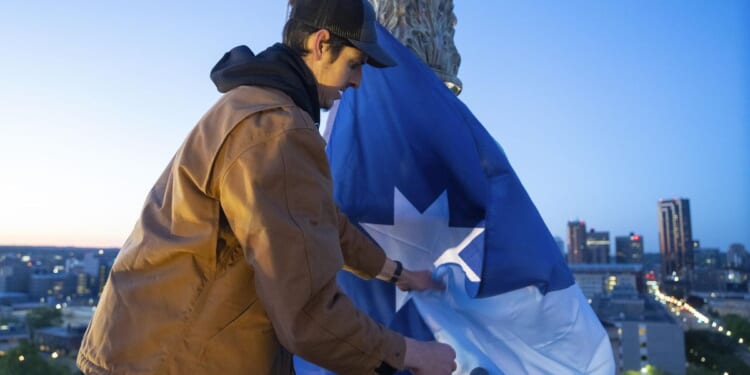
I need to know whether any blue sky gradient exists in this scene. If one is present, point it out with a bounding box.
[0,1,747,253]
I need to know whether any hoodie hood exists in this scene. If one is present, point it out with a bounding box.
[210,44,320,125]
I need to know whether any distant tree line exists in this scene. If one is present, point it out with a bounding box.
[0,340,79,375]
[685,325,750,375]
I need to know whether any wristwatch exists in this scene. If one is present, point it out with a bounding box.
[389,260,403,283]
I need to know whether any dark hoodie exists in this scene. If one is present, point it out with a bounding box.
[210,44,321,126]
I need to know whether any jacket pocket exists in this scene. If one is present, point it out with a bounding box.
[199,299,291,373]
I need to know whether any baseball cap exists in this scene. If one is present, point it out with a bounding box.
[290,0,397,68]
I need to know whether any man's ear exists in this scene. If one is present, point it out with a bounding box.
[306,29,331,61]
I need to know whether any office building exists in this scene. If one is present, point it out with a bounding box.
[693,247,721,269]
[692,247,723,292]
[585,229,610,264]
[554,236,565,256]
[567,220,587,264]
[569,263,644,299]
[727,243,748,270]
[590,282,686,374]
[29,273,76,302]
[613,319,686,375]
[0,260,32,294]
[615,233,643,264]
[657,198,693,283]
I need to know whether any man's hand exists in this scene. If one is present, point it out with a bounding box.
[396,269,444,292]
[404,338,456,374]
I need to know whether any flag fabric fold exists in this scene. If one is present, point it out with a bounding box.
[295,25,614,375]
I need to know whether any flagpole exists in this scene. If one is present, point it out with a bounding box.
[369,0,463,95]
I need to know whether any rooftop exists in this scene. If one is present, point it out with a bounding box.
[569,263,643,272]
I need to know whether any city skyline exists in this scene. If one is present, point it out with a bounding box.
[0,1,748,252]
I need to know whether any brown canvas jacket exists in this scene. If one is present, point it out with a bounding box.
[77,86,406,374]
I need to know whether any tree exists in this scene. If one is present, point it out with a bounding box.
[722,314,750,342]
[0,340,75,375]
[707,307,720,318]
[0,315,19,325]
[25,306,62,334]
[685,330,750,374]
[686,364,719,375]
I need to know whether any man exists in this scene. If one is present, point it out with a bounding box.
[77,0,456,374]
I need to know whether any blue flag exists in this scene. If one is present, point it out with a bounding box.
[296,25,614,374]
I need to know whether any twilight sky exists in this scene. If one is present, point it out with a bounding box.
[0,1,747,254]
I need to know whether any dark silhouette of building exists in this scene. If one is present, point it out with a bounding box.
[692,247,724,292]
[641,253,662,280]
[725,243,748,292]
[96,251,117,298]
[657,198,693,289]
[693,247,721,269]
[34,325,87,356]
[615,233,644,264]
[554,236,565,256]
[0,258,32,294]
[567,220,586,264]
[585,229,610,264]
[727,243,748,270]
[29,273,76,302]
[569,263,645,298]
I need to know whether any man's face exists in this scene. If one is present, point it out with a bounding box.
[314,45,366,110]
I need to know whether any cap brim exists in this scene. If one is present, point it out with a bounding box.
[350,39,397,68]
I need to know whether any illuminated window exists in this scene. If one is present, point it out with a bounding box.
[607,276,617,292]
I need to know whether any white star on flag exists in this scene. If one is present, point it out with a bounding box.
[361,188,485,310]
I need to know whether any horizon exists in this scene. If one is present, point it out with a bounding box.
[0,242,736,256]
[1,1,748,252]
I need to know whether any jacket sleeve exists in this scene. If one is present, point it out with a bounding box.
[217,115,405,373]
[336,206,387,279]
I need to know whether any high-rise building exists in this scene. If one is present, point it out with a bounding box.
[694,247,721,269]
[692,247,723,292]
[96,250,118,299]
[727,243,748,270]
[567,220,587,264]
[616,233,644,264]
[657,198,693,282]
[585,229,610,264]
[554,236,565,256]
[726,244,749,292]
